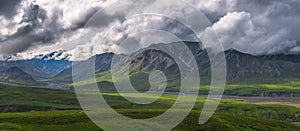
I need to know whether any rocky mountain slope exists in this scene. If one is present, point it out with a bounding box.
[52,42,300,84]
[1,42,300,86]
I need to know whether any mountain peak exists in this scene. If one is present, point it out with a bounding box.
[36,50,71,61]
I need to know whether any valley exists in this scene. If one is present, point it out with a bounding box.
[0,42,299,130]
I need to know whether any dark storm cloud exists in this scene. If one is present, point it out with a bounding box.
[86,10,126,29]
[0,1,109,55]
[1,0,300,60]
[0,0,21,19]
[72,7,100,29]
[161,18,197,41]
[0,3,62,54]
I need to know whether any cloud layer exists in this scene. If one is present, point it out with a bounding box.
[0,0,299,61]
[197,0,300,55]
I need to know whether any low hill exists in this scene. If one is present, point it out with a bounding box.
[0,67,39,86]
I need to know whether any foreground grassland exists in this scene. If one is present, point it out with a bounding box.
[0,110,299,131]
[0,83,80,112]
[0,83,299,130]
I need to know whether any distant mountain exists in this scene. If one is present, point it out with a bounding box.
[53,42,300,85]
[0,50,72,80]
[118,42,300,84]
[27,58,72,79]
[52,53,114,82]
[1,42,300,87]
[35,50,71,61]
[225,49,300,83]
[0,67,38,86]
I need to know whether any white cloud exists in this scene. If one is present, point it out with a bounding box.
[1,0,300,61]
[203,0,300,55]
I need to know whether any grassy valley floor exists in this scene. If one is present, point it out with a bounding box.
[0,83,299,130]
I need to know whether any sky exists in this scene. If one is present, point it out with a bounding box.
[0,0,299,61]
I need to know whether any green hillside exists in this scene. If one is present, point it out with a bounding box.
[0,83,80,112]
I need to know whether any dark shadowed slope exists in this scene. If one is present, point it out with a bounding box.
[0,67,38,86]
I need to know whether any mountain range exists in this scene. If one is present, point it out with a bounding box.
[0,42,300,88]
[0,50,72,80]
